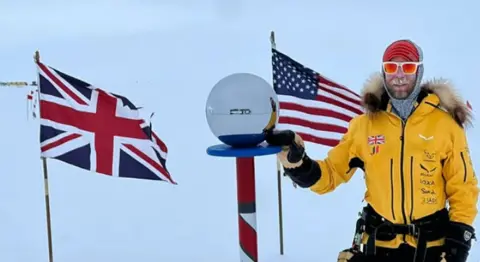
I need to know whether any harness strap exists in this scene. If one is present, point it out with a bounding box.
[358,205,448,262]
[414,229,427,262]
[351,214,365,251]
[365,223,427,262]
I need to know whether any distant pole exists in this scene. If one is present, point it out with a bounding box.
[0,81,36,87]
[34,50,55,262]
[207,144,281,262]
[270,30,285,256]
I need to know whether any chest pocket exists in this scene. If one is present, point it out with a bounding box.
[409,129,447,208]
[363,131,400,161]
[410,131,446,172]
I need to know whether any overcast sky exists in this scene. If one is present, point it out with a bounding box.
[0,1,479,261]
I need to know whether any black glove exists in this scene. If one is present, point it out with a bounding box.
[442,222,475,262]
[265,130,321,188]
[265,129,305,163]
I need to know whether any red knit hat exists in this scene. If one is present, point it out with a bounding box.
[383,40,421,62]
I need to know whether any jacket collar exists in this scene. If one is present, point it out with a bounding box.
[360,72,472,127]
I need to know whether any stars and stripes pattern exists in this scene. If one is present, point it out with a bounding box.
[271,48,363,147]
[36,61,175,184]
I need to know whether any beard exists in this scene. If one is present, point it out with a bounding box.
[386,78,415,99]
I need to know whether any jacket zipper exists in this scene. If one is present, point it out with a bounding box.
[461,152,467,182]
[400,121,408,242]
[410,156,414,222]
[390,158,396,220]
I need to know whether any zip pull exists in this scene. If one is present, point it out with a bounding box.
[400,120,406,141]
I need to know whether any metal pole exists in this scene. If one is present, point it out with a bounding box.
[270,30,286,255]
[34,50,55,262]
[236,157,258,262]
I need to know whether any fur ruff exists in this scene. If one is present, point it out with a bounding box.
[360,72,472,127]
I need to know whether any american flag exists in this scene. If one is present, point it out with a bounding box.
[271,48,363,147]
[36,61,175,184]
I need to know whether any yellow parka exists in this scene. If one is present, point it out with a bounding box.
[291,73,478,249]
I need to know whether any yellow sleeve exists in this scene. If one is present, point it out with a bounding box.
[442,125,479,226]
[310,116,362,195]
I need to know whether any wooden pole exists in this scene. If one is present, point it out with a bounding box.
[270,31,285,255]
[34,50,55,262]
[42,157,54,262]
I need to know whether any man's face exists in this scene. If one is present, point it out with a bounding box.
[384,57,418,99]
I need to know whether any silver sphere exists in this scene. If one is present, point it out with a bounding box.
[205,72,279,147]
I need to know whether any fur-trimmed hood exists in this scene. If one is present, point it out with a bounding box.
[360,72,472,127]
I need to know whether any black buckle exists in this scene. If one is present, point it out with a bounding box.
[408,224,419,237]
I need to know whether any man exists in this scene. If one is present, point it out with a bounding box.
[266,39,478,262]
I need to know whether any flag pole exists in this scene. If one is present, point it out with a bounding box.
[270,31,285,255]
[0,80,38,119]
[34,50,55,262]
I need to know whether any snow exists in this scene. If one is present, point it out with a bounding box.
[0,1,479,261]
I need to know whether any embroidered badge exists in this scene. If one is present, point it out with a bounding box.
[423,150,436,162]
[368,135,385,155]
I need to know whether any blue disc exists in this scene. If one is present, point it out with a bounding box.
[206,142,282,157]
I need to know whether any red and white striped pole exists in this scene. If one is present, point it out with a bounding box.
[205,68,283,261]
[206,143,281,262]
[236,157,258,262]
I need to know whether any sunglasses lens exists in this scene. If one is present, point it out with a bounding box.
[402,63,418,74]
[383,63,398,74]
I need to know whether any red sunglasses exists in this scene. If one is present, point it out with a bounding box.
[383,61,422,75]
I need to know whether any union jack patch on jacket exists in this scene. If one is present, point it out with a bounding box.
[368,135,385,155]
[36,61,175,184]
[368,135,385,145]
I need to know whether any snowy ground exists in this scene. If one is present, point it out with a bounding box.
[1,1,479,261]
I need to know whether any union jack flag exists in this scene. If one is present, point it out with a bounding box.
[36,61,176,184]
[368,135,385,145]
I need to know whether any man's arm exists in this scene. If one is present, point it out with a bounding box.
[442,123,479,260]
[269,116,364,194]
[443,125,478,226]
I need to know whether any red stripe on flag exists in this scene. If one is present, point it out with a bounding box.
[37,62,87,106]
[318,86,361,107]
[152,132,168,153]
[318,76,360,98]
[279,102,353,122]
[279,116,348,133]
[41,133,81,152]
[316,94,363,115]
[295,132,341,147]
[124,144,175,184]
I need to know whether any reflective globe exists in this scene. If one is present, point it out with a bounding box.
[205,73,279,147]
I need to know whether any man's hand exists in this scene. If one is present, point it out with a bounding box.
[337,248,367,262]
[265,130,321,188]
[441,222,475,262]
[265,130,305,168]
